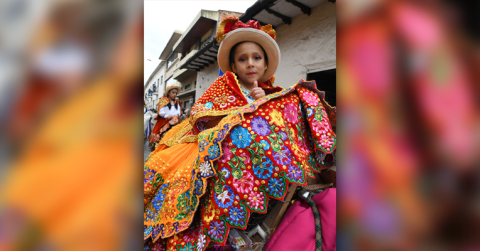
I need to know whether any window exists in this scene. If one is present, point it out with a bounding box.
[185,83,191,90]
[167,52,178,68]
[307,68,336,106]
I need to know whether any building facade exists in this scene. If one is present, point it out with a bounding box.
[144,60,166,110]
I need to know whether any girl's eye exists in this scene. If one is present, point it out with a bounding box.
[238,58,246,62]
[255,56,262,60]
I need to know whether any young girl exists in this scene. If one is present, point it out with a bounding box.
[148,84,182,149]
[144,17,336,251]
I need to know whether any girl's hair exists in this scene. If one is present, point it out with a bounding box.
[229,41,268,65]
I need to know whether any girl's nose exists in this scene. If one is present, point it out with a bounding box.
[247,58,254,67]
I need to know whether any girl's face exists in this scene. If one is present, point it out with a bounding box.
[230,42,267,86]
[168,89,178,100]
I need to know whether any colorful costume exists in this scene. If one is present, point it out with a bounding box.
[149,96,182,148]
[144,71,336,250]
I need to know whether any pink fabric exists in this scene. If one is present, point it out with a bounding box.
[264,188,336,251]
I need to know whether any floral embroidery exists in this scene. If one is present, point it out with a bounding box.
[218,142,233,163]
[278,131,288,141]
[199,162,213,177]
[269,109,285,127]
[179,243,194,251]
[247,191,265,210]
[230,126,252,148]
[239,152,251,164]
[205,102,213,109]
[287,164,304,182]
[312,120,323,134]
[209,221,225,240]
[227,96,236,103]
[220,167,230,179]
[197,234,206,251]
[152,184,168,211]
[215,186,234,208]
[283,103,299,123]
[251,116,271,136]
[319,134,334,151]
[144,168,156,183]
[259,140,270,151]
[228,206,245,225]
[273,146,292,166]
[306,107,314,117]
[240,85,255,103]
[302,91,319,106]
[266,177,284,197]
[233,171,254,193]
[253,157,274,179]
[208,144,220,159]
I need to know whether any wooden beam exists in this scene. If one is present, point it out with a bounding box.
[199,56,214,64]
[285,0,311,15]
[265,7,291,24]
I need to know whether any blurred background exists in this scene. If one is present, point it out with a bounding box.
[0,0,479,250]
[337,0,480,250]
[0,0,143,250]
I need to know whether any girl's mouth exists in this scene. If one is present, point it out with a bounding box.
[247,72,256,75]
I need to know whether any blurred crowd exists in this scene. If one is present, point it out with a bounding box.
[0,0,479,250]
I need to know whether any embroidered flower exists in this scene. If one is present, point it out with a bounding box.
[217,129,227,140]
[228,206,245,225]
[152,240,165,251]
[199,162,213,177]
[152,184,168,211]
[302,91,318,106]
[230,126,252,148]
[306,107,314,118]
[197,234,206,251]
[179,242,194,251]
[209,221,225,240]
[287,164,303,182]
[218,142,233,163]
[260,140,270,151]
[251,116,271,136]
[269,109,285,127]
[267,177,284,197]
[247,191,265,210]
[208,144,220,159]
[320,134,334,151]
[144,168,156,183]
[220,167,230,179]
[205,102,213,109]
[278,131,288,141]
[253,157,274,179]
[239,152,251,164]
[194,179,203,195]
[283,103,299,124]
[215,186,234,208]
[273,146,292,165]
[312,120,324,134]
[233,171,254,193]
[227,96,236,103]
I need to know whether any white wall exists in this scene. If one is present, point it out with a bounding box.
[196,61,219,101]
[145,63,166,108]
[274,1,336,88]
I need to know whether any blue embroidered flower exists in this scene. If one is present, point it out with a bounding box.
[199,139,208,152]
[145,208,156,221]
[273,146,292,165]
[215,185,234,208]
[260,140,270,151]
[228,206,245,225]
[230,126,252,148]
[220,167,230,179]
[144,168,156,183]
[217,129,227,139]
[251,116,271,136]
[307,107,314,118]
[287,164,304,182]
[267,177,285,197]
[205,102,213,109]
[278,131,288,141]
[152,184,168,211]
[253,157,274,179]
[194,179,203,195]
[144,224,152,239]
[209,221,225,240]
[208,144,220,159]
[179,243,194,251]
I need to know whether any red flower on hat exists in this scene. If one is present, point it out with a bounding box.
[217,17,276,42]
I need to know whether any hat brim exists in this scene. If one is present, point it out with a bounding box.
[164,86,181,96]
[218,28,280,83]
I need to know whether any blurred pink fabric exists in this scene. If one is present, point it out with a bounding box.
[265,188,336,251]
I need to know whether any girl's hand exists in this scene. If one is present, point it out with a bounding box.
[250,81,265,100]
